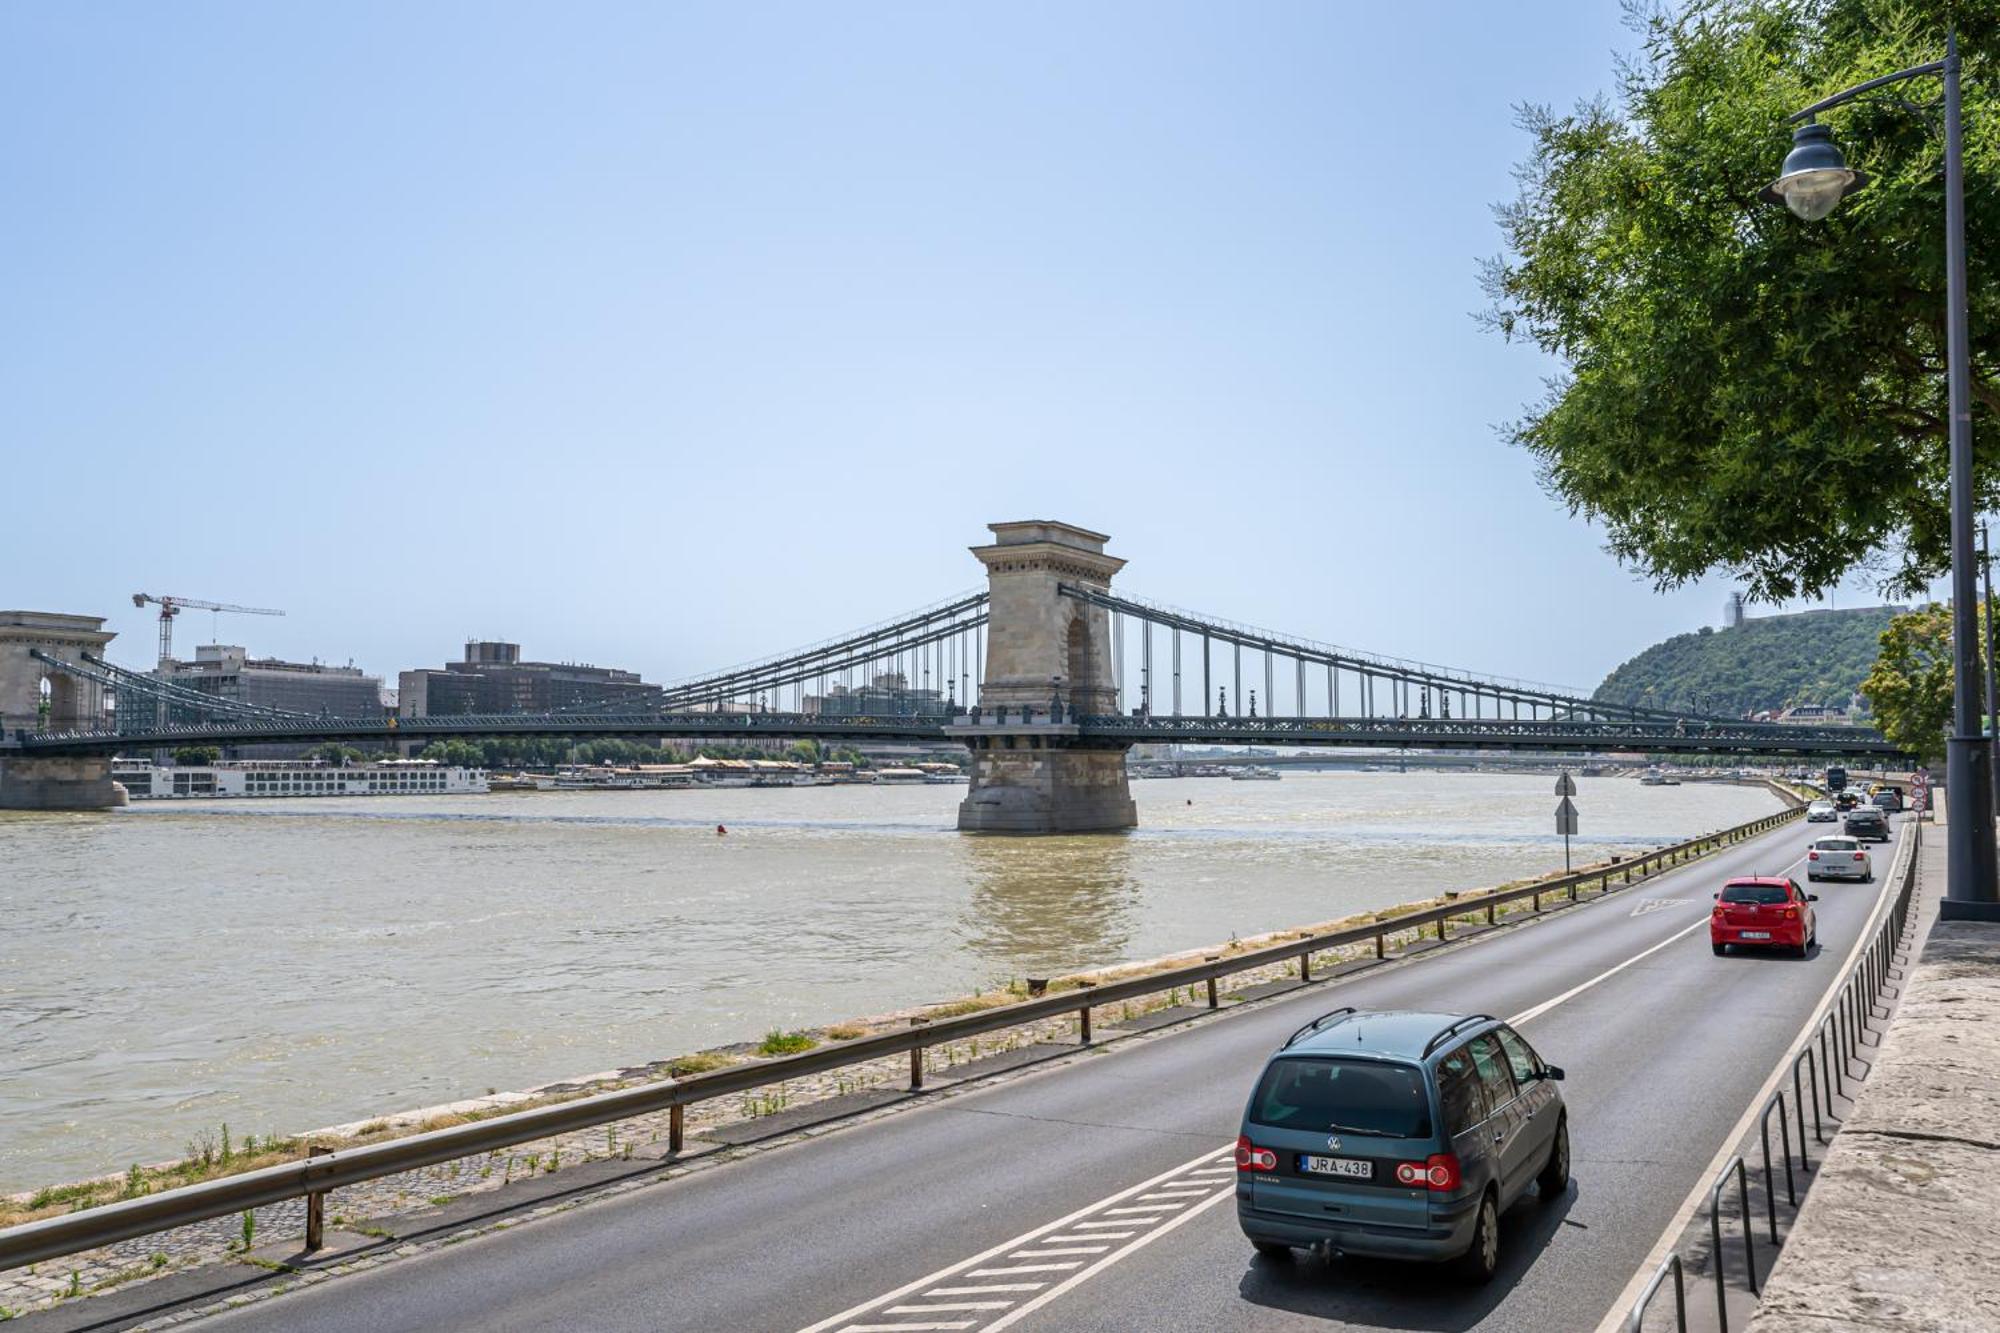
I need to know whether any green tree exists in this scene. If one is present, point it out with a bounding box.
[1861,603,1961,764]
[1486,0,2000,601]
[171,746,221,766]
[304,743,363,766]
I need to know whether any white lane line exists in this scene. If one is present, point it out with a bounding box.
[847,1324,975,1332]
[1104,1203,1182,1215]
[795,1143,1227,1333]
[963,1262,1084,1277]
[925,1285,1045,1296]
[1042,1231,1135,1242]
[1507,918,1709,1027]
[1010,1246,1107,1257]
[1068,1219,1150,1230]
[887,1302,1016,1313]
[983,1187,1235,1331]
[1137,1190,1210,1199]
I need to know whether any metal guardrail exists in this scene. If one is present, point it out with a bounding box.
[1622,819,1924,1332]
[0,803,1809,1274]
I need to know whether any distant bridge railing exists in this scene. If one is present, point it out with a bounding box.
[10,710,1900,759]
[1078,714,1902,758]
[0,801,1805,1273]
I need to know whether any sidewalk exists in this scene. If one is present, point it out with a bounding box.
[1748,831,2000,1330]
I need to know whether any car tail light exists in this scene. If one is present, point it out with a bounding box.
[1808,851,1819,861]
[1783,907,1797,919]
[1235,1135,1276,1172]
[1397,1154,1463,1191]
[1855,853,1866,862]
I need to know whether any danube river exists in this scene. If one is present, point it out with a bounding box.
[0,772,1778,1190]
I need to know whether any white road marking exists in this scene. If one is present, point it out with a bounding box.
[847,1324,975,1332]
[888,1302,1016,1313]
[983,1188,1236,1331]
[810,822,1827,1333]
[796,1145,1230,1333]
[925,1285,1045,1295]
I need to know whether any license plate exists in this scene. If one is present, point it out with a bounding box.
[1740,931,1771,939]
[1300,1155,1373,1179]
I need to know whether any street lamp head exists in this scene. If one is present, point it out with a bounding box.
[1761,121,1869,221]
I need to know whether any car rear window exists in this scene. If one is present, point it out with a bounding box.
[1721,883,1790,905]
[1248,1057,1433,1140]
[1816,839,1859,851]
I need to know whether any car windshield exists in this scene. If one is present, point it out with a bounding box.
[1721,883,1790,905]
[1249,1057,1433,1139]
[1816,839,1859,851]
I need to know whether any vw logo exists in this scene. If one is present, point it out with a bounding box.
[1326,1135,1342,1152]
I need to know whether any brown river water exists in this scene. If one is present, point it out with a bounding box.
[0,772,1779,1190]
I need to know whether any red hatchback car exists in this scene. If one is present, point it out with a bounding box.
[1711,877,1818,957]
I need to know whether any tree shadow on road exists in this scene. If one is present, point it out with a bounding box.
[1234,1186,1580,1332]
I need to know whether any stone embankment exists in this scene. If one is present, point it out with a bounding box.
[1747,916,2000,1331]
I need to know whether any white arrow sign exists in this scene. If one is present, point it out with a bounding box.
[1555,772,1577,797]
[1555,796,1579,836]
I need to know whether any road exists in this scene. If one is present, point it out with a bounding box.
[194,814,1896,1333]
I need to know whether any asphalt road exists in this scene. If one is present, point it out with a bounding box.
[195,813,1898,1333]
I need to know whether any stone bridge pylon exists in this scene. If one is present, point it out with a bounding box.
[0,611,125,810]
[950,522,1137,834]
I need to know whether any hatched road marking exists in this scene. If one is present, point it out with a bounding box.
[799,829,1817,1333]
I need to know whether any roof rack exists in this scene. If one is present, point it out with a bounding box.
[1284,1007,1359,1049]
[1421,1014,1498,1059]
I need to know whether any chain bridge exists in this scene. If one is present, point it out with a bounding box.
[2,522,1901,824]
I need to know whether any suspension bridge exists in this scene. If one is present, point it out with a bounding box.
[1,521,1901,824]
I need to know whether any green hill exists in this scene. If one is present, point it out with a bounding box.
[1593,605,1904,718]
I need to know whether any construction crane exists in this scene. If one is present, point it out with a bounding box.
[131,594,285,669]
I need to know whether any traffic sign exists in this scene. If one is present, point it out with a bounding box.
[1555,796,1579,835]
[1555,771,1577,797]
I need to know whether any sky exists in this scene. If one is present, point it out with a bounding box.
[3,2,1927,697]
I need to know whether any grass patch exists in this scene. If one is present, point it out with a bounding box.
[756,1030,817,1057]
[666,1051,736,1077]
[823,1022,870,1041]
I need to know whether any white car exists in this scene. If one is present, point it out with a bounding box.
[1807,836,1872,882]
[1806,799,1838,822]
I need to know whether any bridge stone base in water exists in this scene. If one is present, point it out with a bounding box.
[0,755,127,810]
[957,742,1136,834]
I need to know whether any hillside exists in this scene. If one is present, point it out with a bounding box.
[1593,605,1903,718]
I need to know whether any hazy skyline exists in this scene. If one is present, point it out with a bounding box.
[5,3,1926,696]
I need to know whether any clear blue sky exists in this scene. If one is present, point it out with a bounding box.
[3,3,1917,694]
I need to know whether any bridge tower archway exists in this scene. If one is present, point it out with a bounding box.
[954,522,1136,834]
[0,611,124,810]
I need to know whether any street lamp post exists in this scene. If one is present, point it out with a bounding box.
[1762,30,1999,919]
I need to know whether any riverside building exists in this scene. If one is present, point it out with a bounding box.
[398,641,662,717]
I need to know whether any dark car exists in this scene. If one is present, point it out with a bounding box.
[1843,805,1890,842]
[1871,788,1904,813]
[1235,1009,1568,1283]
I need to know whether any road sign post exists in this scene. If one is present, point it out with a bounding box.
[1555,771,1579,873]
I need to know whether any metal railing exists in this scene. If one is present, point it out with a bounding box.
[0,803,1809,1274]
[1622,819,1924,1332]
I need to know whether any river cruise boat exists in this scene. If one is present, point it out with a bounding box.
[113,759,487,799]
[1230,765,1282,781]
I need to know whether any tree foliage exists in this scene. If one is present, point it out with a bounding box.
[1487,0,2000,601]
[1595,603,1898,714]
[171,746,221,766]
[1861,602,1962,763]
